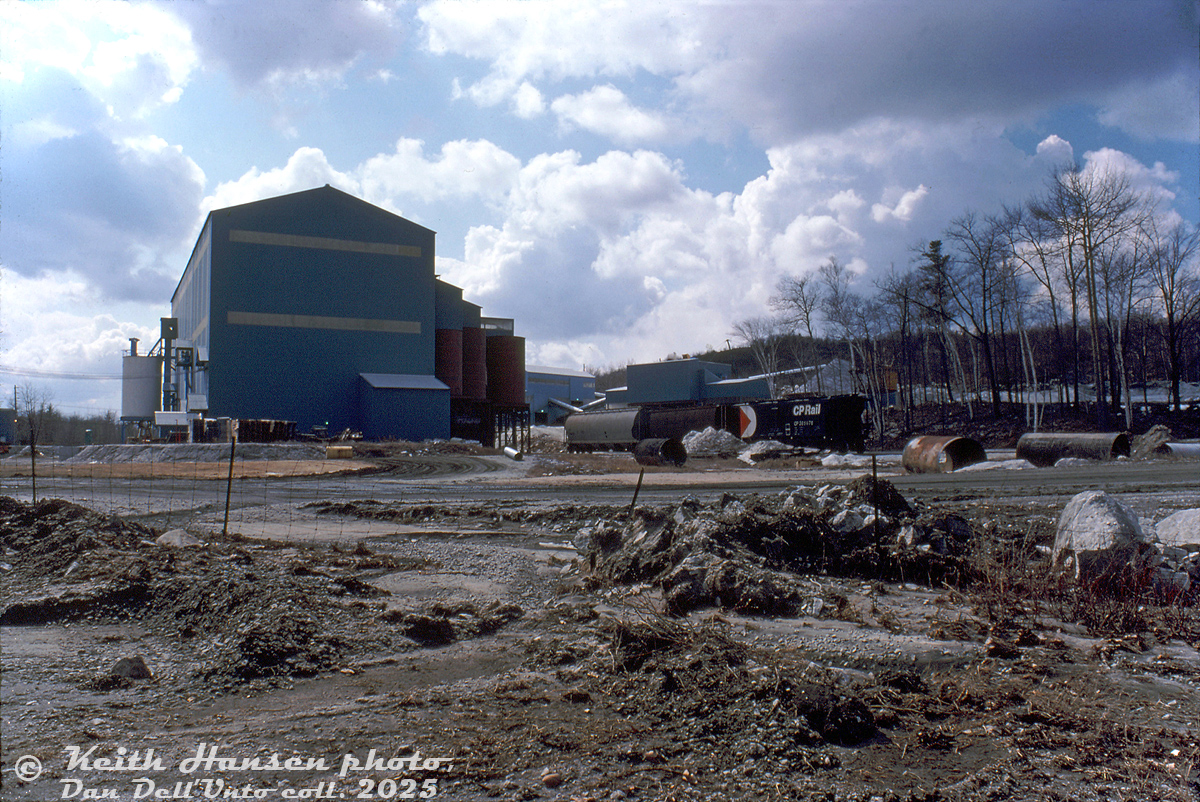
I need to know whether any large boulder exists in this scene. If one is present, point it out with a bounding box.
[1053,490,1154,580]
[1153,509,1200,595]
[1155,509,1200,551]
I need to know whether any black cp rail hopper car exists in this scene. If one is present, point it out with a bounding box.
[728,394,866,452]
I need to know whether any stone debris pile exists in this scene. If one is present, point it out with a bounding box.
[0,497,464,688]
[681,427,747,458]
[575,477,977,615]
[1054,490,1200,596]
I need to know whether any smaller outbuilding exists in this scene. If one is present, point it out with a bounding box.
[526,366,597,424]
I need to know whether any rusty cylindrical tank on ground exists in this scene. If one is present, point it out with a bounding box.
[1016,432,1131,468]
[633,438,688,467]
[902,435,987,473]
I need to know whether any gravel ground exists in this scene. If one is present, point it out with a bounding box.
[2,460,1199,802]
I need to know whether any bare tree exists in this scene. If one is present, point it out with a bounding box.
[1142,220,1200,410]
[1003,204,1073,403]
[771,272,824,393]
[1031,163,1147,426]
[1095,241,1149,429]
[942,211,1010,417]
[875,265,920,422]
[16,383,54,503]
[912,240,960,405]
[817,257,865,394]
[731,315,786,398]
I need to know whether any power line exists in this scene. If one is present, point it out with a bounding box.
[0,365,122,380]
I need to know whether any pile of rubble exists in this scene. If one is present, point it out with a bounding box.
[574,477,977,615]
[1054,490,1200,596]
[682,426,747,458]
[565,479,1200,616]
[0,497,469,688]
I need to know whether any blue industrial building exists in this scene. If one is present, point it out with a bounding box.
[167,186,526,443]
[526,366,597,424]
[603,358,769,407]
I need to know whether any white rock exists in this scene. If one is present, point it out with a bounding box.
[682,427,745,456]
[830,509,865,533]
[862,513,890,531]
[1053,490,1152,579]
[1155,509,1200,550]
[156,529,203,548]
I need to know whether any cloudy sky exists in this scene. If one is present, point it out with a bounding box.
[1,0,1197,416]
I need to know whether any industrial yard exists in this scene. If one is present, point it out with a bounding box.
[7,4,1200,801]
[3,434,1199,802]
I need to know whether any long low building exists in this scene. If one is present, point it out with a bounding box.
[138,185,527,443]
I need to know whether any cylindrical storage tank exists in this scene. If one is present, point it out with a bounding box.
[122,355,163,419]
[633,437,688,467]
[902,435,987,473]
[486,335,525,407]
[1016,432,1131,468]
[462,326,488,401]
[435,329,464,396]
[564,409,641,450]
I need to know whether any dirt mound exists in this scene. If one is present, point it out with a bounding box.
[843,474,913,517]
[0,497,156,575]
[1132,424,1173,460]
[381,600,524,645]
[66,443,327,463]
[0,496,527,688]
[579,618,876,752]
[580,480,975,615]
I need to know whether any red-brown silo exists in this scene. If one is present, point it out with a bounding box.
[485,335,526,407]
[435,329,464,396]
[461,326,488,401]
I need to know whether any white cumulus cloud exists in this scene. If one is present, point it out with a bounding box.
[551,85,673,143]
[871,185,930,223]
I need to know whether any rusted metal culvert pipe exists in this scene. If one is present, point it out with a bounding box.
[633,437,688,467]
[1153,442,1200,459]
[1016,432,1130,467]
[902,435,987,473]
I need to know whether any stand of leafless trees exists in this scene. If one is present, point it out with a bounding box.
[745,161,1199,429]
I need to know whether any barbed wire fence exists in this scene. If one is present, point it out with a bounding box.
[0,442,446,546]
